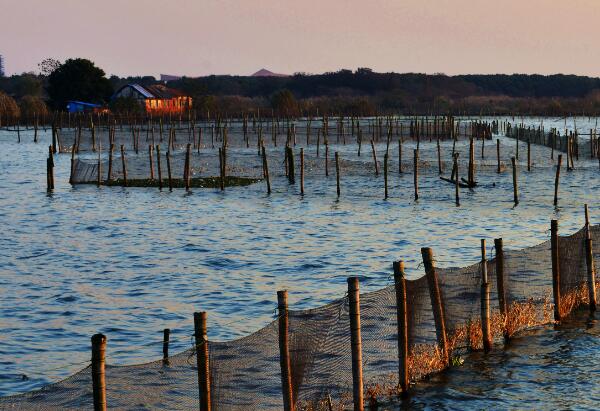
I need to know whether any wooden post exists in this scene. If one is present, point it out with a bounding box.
[163,328,170,362]
[156,145,163,190]
[91,333,107,411]
[437,137,442,174]
[413,149,419,201]
[421,247,448,366]
[384,152,388,199]
[185,143,191,192]
[453,153,459,206]
[120,145,127,187]
[398,139,402,174]
[149,145,155,180]
[69,144,76,185]
[218,148,225,191]
[551,220,561,321]
[325,141,329,176]
[277,291,294,411]
[300,147,304,195]
[166,150,173,192]
[288,147,295,185]
[494,238,508,340]
[262,146,271,195]
[511,157,518,205]
[481,239,492,353]
[393,261,409,394]
[585,205,597,311]
[47,146,54,191]
[370,140,379,176]
[347,277,364,411]
[335,151,340,197]
[553,155,562,207]
[496,139,501,174]
[107,144,114,182]
[194,312,211,411]
[527,138,531,171]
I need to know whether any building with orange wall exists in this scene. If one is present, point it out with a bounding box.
[112,84,192,114]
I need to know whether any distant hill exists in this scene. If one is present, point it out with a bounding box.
[251,68,288,77]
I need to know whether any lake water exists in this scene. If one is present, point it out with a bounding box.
[0,119,599,407]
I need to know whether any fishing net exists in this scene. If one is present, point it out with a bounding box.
[1,225,597,410]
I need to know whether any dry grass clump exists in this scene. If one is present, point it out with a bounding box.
[559,280,599,318]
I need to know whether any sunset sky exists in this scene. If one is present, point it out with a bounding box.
[2,0,600,77]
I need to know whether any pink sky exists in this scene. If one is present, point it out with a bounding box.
[2,0,600,77]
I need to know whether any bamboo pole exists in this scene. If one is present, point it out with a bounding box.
[422,247,448,365]
[91,333,107,411]
[551,220,561,321]
[393,261,409,394]
[277,291,294,411]
[347,277,364,411]
[480,239,492,352]
[194,312,211,411]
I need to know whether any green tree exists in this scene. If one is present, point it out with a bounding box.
[47,58,113,109]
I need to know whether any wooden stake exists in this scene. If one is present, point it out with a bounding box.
[163,328,170,362]
[120,145,127,187]
[262,146,271,194]
[156,145,163,190]
[422,247,448,366]
[185,143,191,192]
[453,154,459,206]
[91,333,107,411]
[554,155,562,206]
[384,152,388,199]
[585,205,597,312]
[393,261,409,395]
[551,220,561,321]
[149,145,155,180]
[347,277,364,411]
[494,238,508,341]
[511,157,518,205]
[480,239,492,352]
[496,139,501,174]
[335,152,340,197]
[398,139,402,174]
[277,291,294,411]
[527,138,531,171]
[194,312,211,411]
[413,149,419,201]
[437,137,442,174]
[370,140,379,176]
[300,147,304,195]
[166,150,173,192]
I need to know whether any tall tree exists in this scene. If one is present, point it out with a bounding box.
[47,58,113,109]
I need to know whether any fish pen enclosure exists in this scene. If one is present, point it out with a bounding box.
[1,219,598,410]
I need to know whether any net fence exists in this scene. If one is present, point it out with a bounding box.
[68,132,569,189]
[1,224,597,410]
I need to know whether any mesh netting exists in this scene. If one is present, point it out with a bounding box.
[1,225,597,410]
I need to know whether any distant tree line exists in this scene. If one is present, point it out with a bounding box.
[4,59,600,119]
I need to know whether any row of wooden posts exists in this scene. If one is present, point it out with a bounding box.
[88,209,597,411]
[50,135,571,211]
